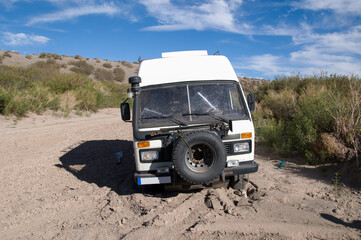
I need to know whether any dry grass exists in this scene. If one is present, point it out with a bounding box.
[60,91,79,117]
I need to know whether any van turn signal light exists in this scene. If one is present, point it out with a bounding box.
[137,142,150,148]
[241,132,252,139]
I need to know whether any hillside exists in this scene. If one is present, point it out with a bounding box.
[238,76,269,92]
[0,50,139,82]
[1,50,268,89]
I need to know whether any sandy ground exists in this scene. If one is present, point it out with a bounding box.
[0,108,360,240]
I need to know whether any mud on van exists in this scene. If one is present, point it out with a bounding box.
[121,50,258,189]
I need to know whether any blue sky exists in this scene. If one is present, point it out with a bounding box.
[0,0,360,79]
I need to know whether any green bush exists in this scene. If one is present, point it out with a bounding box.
[0,87,10,114]
[45,73,92,94]
[0,62,131,117]
[253,75,361,164]
[27,84,56,114]
[261,89,296,121]
[74,55,82,60]
[255,74,361,165]
[3,90,29,117]
[75,87,103,112]
[33,59,62,70]
[69,60,94,75]
[100,80,130,107]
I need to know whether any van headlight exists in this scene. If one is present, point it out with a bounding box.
[140,150,159,161]
[232,141,251,154]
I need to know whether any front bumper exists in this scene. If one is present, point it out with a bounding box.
[223,160,258,176]
[134,160,258,185]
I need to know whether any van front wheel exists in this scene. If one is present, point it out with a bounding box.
[172,130,226,184]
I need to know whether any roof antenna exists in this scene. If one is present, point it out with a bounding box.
[213,51,220,55]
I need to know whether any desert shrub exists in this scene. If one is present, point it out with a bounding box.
[74,55,82,60]
[113,67,125,82]
[102,63,112,68]
[3,51,12,58]
[0,63,130,117]
[0,73,30,90]
[69,60,94,75]
[256,74,361,165]
[0,87,10,114]
[47,53,62,60]
[4,95,29,117]
[261,89,296,121]
[33,59,63,71]
[44,73,92,94]
[27,83,59,114]
[121,61,133,68]
[75,87,103,112]
[94,68,113,81]
[25,55,32,59]
[296,87,336,133]
[100,80,130,108]
[331,78,361,167]
[1,82,29,117]
[39,52,47,58]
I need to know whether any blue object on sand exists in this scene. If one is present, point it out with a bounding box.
[274,161,286,170]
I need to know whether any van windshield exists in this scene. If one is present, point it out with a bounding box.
[138,81,249,128]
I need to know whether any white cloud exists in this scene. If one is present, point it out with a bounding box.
[139,0,250,33]
[296,0,361,15]
[27,2,120,25]
[297,26,361,55]
[242,17,361,77]
[2,32,51,45]
[235,21,361,76]
[235,54,288,76]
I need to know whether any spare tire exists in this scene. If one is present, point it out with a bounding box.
[172,130,227,184]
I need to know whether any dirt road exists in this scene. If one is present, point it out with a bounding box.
[1,109,360,239]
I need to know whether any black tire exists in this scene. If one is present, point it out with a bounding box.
[172,130,226,184]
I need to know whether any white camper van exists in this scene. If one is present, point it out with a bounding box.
[121,50,258,188]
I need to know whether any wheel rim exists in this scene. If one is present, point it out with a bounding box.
[185,143,216,173]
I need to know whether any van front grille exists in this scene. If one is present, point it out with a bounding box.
[224,143,231,155]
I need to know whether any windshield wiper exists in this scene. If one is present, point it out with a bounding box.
[182,112,229,124]
[141,115,187,126]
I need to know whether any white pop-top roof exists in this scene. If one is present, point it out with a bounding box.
[138,50,238,87]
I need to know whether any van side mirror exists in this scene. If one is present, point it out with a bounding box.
[247,93,255,112]
[120,102,130,121]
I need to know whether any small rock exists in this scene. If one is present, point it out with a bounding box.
[234,190,242,196]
